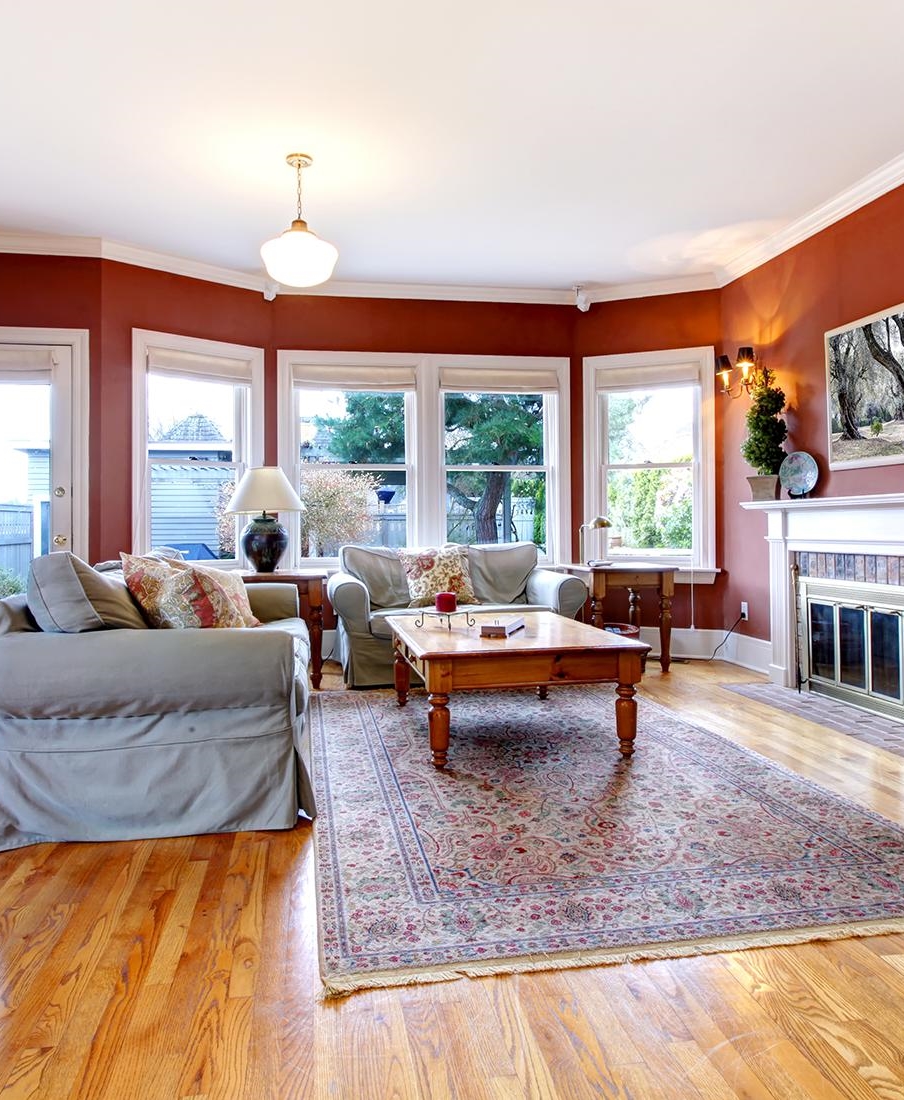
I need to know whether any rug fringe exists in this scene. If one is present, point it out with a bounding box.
[318,917,904,999]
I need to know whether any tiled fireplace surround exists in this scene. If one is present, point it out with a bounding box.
[740,493,904,688]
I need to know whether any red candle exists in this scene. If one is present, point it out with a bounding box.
[435,591,457,613]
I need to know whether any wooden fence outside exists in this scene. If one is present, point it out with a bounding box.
[0,503,33,579]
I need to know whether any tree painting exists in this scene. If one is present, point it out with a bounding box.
[827,302,904,469]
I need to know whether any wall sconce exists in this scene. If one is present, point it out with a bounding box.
[717,346,762,398]
[578,515,611,564]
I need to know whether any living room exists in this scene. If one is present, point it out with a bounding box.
[3,2,904,1096]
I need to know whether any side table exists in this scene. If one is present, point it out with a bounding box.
[241,570,326,688]
[566,563,675,672]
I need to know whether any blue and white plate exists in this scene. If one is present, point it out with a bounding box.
[779,451,818,496]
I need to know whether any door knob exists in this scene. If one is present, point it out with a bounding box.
[54,486,67,497]
[53,535,68,547]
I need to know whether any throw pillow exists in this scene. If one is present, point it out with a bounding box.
[397,545,478,608]
[27,552,148,632]
[120,553,248,629]
[169,560,259,627]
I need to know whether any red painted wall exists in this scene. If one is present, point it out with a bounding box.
[0,255,571,562]
[3,177,903,648]
[720,184,904,642]
[573,290,724,631]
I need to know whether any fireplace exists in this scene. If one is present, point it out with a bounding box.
[796,564,904,719]
[740,495,904,721]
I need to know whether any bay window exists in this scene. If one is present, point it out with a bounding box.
[278,352,569,564]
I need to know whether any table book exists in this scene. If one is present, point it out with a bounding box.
[479,615,526,638]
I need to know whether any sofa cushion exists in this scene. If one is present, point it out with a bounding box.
[27,552,148,633]
[398,545,478,608]
[339,544,411,608]
[121,553,247,629]
[466,541,538,604]
[0,593,39,635]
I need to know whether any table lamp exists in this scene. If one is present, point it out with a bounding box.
[226,466,304,572]
[578,515,611,564]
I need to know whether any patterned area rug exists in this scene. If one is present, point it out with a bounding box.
[723,682,904,757]
[310,686,904,996]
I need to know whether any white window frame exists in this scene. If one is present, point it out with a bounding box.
[582,347,716,573]
[278,351,571,566]
[0,327,90,561]
[131,330,264,563]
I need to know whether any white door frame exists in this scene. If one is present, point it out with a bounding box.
[0,327,90,560]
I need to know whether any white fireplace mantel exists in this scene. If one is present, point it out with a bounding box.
[740,493,904,685]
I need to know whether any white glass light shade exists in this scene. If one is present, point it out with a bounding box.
[226,466,304,515]
[260,219,339,288]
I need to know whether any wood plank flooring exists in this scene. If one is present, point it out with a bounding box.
[3,659,904,1098]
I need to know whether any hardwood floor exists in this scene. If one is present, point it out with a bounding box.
[3,660,904,1099]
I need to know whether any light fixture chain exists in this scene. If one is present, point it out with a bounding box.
[296,160,304,221]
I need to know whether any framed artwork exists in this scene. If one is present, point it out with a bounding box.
[826,299,904,470]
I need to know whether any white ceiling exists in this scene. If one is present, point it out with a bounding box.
[3,0,904,299]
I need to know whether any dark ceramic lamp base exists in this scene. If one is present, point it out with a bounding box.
[240,514,289,573]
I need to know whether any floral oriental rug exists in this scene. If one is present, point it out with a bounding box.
[310,686,904,996]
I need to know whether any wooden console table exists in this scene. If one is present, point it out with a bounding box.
[241,570,326,688]
[568,563,675,672]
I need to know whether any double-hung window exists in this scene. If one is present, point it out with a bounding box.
[282,356,418,556]
[132,331,264,563]
[583,347,715,570]
[278,352,570,564]
[437,362,565,552]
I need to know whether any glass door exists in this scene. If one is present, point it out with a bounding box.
[0,345,73,591]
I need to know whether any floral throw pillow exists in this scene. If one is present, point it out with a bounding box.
[120,554,249,629]
[169,560,259,627]
[397,545,478,608]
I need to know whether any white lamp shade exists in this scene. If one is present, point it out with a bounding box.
[226,467,304,515]
[260,221,339,287]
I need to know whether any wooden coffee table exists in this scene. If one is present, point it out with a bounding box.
[387,610,651,768]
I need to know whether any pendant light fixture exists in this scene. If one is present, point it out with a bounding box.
[260,153,338,288]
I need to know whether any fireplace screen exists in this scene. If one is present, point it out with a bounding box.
[808,599,902,706]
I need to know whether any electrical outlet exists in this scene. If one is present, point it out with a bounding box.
[740,601,749,621]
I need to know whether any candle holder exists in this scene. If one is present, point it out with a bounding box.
[412,609,477,630]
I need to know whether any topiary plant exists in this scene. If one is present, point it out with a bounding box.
[740,366,788,475]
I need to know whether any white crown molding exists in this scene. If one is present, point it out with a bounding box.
[4,152,904,306]
[719,152,904,285]
[277,280,574,304]
[101,240,267,293]
[584,272,720,304]
[0,232,574,304]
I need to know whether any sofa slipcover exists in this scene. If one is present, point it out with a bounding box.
[0,579,315,852]
[327,542,587,687]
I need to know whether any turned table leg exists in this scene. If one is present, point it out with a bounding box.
[394,648,411,706]
[659,591,672,672]
[427,693,450,768]
[614,681,638,757]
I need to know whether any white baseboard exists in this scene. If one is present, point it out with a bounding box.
[638,626,771,676]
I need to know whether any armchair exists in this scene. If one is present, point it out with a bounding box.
[327,542,587,687]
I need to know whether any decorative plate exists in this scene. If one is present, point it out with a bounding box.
[779,451,818,496]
